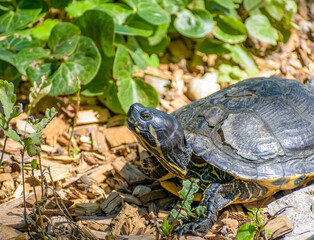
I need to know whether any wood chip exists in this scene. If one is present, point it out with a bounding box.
[103,126,137,148]
[0,208,28,228]
[79,217,112,231]
[0,138,23,152]
[110,203,146,236]
[0,224,22,240]
[181,236,206,240]
[75,202,101,216]
[76,107,110,125]
[112,158,150,185]
[89,163,113,183]
[133,185,151,197]
[100,191,142,214]
[169,95,190,110]
[89,229,109,240]
[91,131,108,154]
[0,173,13,182]
[144,65,172,79]
[139,189,169,203]
[42,116,67,146]
[117,235,156,240]
[265,214,293,239]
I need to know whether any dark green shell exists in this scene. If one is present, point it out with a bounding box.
[171,78,314,182]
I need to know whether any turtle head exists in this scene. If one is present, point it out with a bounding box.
[127,103,191,179]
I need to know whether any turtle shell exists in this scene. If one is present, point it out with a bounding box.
[171,78,314,189]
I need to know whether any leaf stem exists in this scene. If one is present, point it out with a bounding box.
[67,77,81,155]
[0,135,8,165]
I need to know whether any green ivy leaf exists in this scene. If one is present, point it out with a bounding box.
[0,8,42,33]
[196,38,228,55]
[14,47,50,75]
[115,24,153,37]
[48,35,101,96]
[76,9,115,57]
[136,0,170,25]
[96,3,133,25]
[224,44,259,74]
[81,50,114,96]
[27,62,52,87]
[213,15,247,44]
[174,9,213,38]
[0,80,16,120]
[245,14,277,45]
[148,22,169,46]
[65,0,99,18]
[125,37,148,70]
[48,22,81,59]
[117,77,158,113]
[50,0,71,9]
[144,53,159,68]
[163,0,186,13]
[264,0,284,21]
[0,35,42,51]
[137,35,170,54]
[100,79,124,114]
[214,0,237,9]
[243,0,261,12]
[237,222,257,240]
[0,60,21,83]
[31,19,59,41]
[113,45,133,80]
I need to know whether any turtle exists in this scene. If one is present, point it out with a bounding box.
[126,77,314,236]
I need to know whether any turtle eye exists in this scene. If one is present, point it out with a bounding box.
[140,112,152,120]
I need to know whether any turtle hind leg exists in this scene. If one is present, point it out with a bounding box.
[178,179,269,236]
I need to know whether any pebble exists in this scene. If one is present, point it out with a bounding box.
[267,184,314,240]
[187,72,220,100]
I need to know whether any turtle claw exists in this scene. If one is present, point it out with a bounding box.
[177,223,193,238]
[177,222,207,238]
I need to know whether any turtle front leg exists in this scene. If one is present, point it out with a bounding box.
[178,179,269,236]
[140,152,172,180]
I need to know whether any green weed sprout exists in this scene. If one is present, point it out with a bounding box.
[162,178,205,238]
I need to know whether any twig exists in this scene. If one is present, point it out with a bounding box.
[31,166,46,240]
[67,77,81,154]
[21,148,30,235]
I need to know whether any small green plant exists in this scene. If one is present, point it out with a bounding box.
[162,178,205,238]
[0,79,57,238]
[237,208,272,240]
[0,0,298,115]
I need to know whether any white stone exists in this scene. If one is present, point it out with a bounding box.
[187,72,220,100]
[267,184,314,240]
[16,120,35,133]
